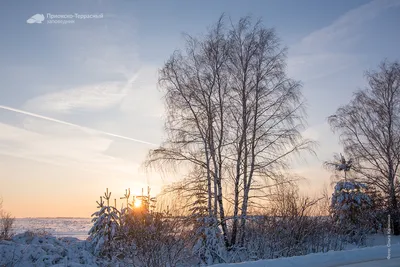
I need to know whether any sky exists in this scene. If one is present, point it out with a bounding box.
[0,0,399,218]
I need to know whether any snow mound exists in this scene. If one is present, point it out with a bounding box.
[0,232,100,267]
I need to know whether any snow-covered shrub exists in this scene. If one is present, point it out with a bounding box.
[330,180,374,244]
[111,205,136,262]
[192,216,226,265]
[236,214,346,262]
[122,207,187,266]
[0,232,104,266]
[232,184,350,262]
[184,181,227,265]
[88,190,121,259]
[88,188,191,266]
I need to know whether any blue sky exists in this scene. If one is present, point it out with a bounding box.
[0,0,399,217]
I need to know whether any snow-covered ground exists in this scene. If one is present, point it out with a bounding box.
[339,258,400,267]
[213,236,400,267]
[213,244,400,267]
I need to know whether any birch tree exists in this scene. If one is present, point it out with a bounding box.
[146,15,313,248]
[328,60,400,235]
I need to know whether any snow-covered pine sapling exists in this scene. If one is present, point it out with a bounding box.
[96,196,104,208]
[330,180,374,244]
[104,188,111,207]
[88,189,121,259]
[118,189,132,231]
[120,188,131,210]
[135,186,157,214]
[147,187,157,212]
[193,216,226,265]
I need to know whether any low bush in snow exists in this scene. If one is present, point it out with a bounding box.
[226,184,348,263]
[0,198,15,241]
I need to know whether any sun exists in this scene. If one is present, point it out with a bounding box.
[134,199,142,208]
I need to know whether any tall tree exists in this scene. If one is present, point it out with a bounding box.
[146,15,313,248]
[328,60,400,234]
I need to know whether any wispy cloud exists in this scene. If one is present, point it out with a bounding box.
[119,66,164,117]
[0,121,139,176]
[288,0,400,82]
[23,82,126,114]
[295,0,400,53]
[24,74,138,114]
[287,53,360,82]
[0,104,156,146]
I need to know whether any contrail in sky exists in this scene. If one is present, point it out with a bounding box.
[0,104,157,146]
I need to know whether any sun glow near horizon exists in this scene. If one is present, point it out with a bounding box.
[134,199,142,208]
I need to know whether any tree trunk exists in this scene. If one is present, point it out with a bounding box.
[390,182,400,235]
[204,146,213,217]
[230,159,241,247]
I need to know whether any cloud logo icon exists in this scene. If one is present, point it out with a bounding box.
[27,14,45,24]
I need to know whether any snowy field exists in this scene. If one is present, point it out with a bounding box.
[13,218,91,240]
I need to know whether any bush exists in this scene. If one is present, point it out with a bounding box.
[0,198,15,240]
[0,212,15,240]
[225,184,349,263]
[192,216,226,265]
[123,209,189,266]
[236,214,346,261]
[88,189,191,266]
